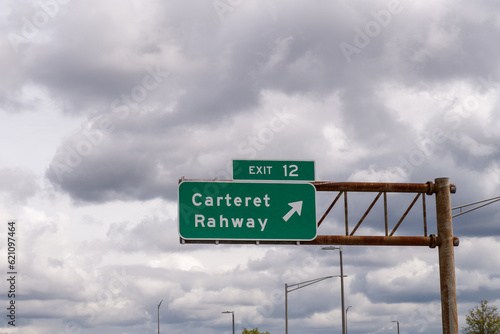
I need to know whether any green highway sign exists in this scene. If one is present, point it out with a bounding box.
[178,181,317,241]
[233,160,315,181]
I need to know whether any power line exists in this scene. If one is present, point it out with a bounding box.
[452,196,500,218]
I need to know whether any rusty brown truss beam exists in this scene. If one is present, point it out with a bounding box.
[179,179,456,195]
[181,235,460,248]
[312,181,441,194]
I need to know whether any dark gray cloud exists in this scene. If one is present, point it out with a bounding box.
[38,0,499,204]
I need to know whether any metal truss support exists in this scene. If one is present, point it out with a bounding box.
[314,181,436,238]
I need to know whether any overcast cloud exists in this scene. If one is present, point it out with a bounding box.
[1,0,500,333]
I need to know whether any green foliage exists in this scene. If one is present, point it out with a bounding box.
[241,328,270,334]
[462,300,500,334]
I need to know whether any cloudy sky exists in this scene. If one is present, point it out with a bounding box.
[1,0,500,333]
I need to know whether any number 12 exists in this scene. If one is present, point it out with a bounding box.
[283,164,298,177]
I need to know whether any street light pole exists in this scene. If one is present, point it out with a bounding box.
[158,300,163,334]
[346,306,352,334]
[222,311,235,334]
[285,276,341,334]
[285,283,289,334]
[392,320,400,334]
[323,246,347,334]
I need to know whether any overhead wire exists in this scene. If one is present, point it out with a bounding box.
[452,195,500,218]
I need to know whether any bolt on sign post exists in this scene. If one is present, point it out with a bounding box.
[178,180,317,241]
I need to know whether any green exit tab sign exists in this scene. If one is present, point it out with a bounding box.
[233,160,315,181]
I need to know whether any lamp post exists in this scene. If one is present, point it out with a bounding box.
[222,311,235,334]
[158,300,163,334]
[285,275,340,334]
[322,246,346,334]
[346,306,352,334]
[392,320,400,334]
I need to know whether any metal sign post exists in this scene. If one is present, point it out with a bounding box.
[435,178,458,333]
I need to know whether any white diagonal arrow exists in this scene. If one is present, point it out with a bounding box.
[283,201,303,222]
